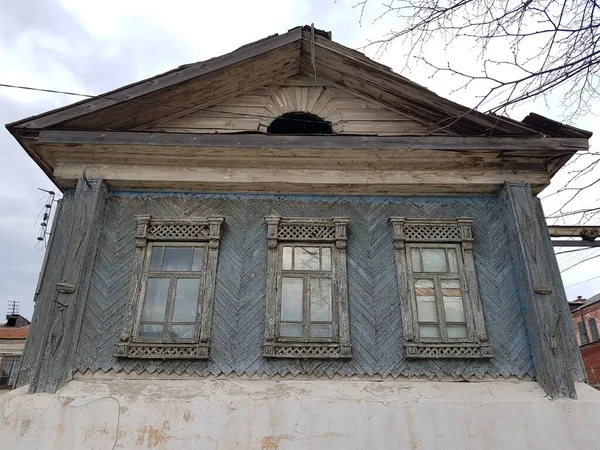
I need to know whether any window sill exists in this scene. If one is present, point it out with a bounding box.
[115,342,209,359]
[264,343,352,359]
[405,342,492,359]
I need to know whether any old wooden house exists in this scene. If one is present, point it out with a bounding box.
[2,26,600,449]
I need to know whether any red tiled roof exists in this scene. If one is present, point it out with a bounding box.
[0,326,29,339]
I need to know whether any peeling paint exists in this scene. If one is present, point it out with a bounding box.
[1,380,600,449]
[182,410,193,423]
[260,434,294,450]
[136,420,170,448]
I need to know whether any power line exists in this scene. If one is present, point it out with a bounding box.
[560,250,600,273]
[565,275,600,289]
[0,81,333,125]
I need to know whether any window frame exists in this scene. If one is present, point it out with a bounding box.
[264,216,352,359]
[390,217,492,359]
[133,241,209,344]
[589,317,599,342]
[277,243,337,343]
[0,355,20,389]
[116,216,223,359]
[578,321,589,345]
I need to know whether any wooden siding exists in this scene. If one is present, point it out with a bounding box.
[74,192,534,379]
[147,75,435,136]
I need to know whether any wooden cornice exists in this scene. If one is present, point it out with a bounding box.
[35,130,588,152]
[19,130,587,194]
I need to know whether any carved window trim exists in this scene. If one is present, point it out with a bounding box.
[390,218,492,359]
[264,216,352,359]
[116,216,223,359]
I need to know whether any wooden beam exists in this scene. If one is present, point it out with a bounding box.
[501,182,585,398]
[551,240,600,247]
[53,162,549,194]
[548,225,600,240]
[37,130,588,152]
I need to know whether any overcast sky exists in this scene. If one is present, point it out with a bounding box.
[1,0,599,320]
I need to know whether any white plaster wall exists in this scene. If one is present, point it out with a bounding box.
[1,378,599,450]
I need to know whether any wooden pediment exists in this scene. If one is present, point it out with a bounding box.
[9,25,579,138]
[146,75,439,136]
[6,25,591,194]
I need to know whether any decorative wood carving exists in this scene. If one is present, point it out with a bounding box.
[116,215,224,360]
[264,216,352,359]
[390,217,492,359]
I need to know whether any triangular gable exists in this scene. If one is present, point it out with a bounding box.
[147,75,440,136]
[6,25,591,139]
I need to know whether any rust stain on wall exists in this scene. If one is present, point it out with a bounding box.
[260,434,294,450]
[136,420,171,448]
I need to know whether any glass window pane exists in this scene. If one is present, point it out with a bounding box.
[141,278,170,321]
[169,324,195,339]
[321,248,331,271]
[282,246,293,270]
[447,248,458,272]
[173,278,201,323]
[0,358,15,385]
[191,247,204,271]
[414,279,438,322]
[310,278,332,321]
[421,248,447,272]
[294,247,320,270]
[281,278,303,321]
[280,323,303,337]
[411,248,422,272]
[310,324,333,338]
[163,247,192,271]
[447,325,468,339]
[150,246,164,270]
[419,324,440,338]
[139,324,164,338]
[8,357,20,386]
[441,280,465,323]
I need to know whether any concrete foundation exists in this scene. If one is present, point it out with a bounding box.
[1,378,600,449]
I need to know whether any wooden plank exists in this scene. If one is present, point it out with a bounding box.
[11,28,303,130]
[80,47,300,130]
[53,162,549,194]
[50,152,547,172]
[306,32,537,136]
[337,120,434,135]
[150,117,260,130]
[26,179,107,393]
[550,240,600,247]
[500,182,583,398]
[36,130,589,152]
[547,226,600,239]
[54,162,548,185]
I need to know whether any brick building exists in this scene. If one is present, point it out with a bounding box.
[0,314,30,389]
[571,293,600,389]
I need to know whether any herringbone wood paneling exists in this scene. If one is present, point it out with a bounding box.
[76,193,534,379]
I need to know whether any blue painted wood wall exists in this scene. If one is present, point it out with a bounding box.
[75,192,534,379]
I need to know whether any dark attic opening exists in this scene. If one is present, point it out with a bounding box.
[267,112,333,135]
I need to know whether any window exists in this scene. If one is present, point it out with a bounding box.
[264,216,351,358]
[578,321,589,345]
[267,112,332,135]
[390,218,492,358]
[589,318,599,342]
[116,216,224,359]
[0,356,20,388]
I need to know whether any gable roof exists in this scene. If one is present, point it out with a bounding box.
[7,25,592,139]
